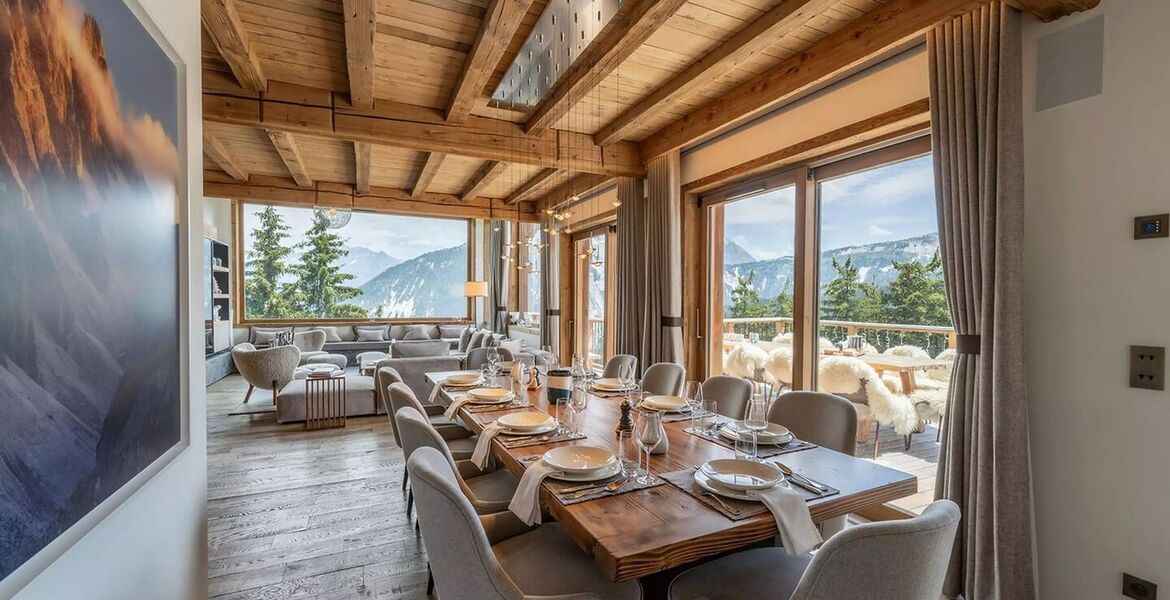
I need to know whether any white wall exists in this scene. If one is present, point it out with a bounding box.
[204,196,232,242]
[1023,2,1170,598]
[6,0,207,598]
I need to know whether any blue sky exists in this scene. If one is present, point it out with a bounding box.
[242,204,468,260]
[724,155,938,261]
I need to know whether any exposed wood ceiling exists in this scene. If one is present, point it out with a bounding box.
[201,0,1099,212]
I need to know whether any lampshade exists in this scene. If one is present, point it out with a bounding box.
[463,281,489,297]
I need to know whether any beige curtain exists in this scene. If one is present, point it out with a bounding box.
[614,177,646,363]
[488,220,510,334]
[539,216,559,352]
[929,4,1034,599]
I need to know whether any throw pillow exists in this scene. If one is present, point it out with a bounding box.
[458,327,473,352]
[250,326,291,343]
[499,339,522,355]
[438,324,464,339]
[468,331,486,350]
[403,325,433,340]
[319,326,342,343]
[354,326,387,342]
[253,330,279,345]
[388,325,408,340]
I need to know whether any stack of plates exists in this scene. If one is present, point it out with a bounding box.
[466,387,514,404]
[444,373,481,387]
[693,459,787,501]
[543,446,622,482]
[591,378,637,392]
[719,421,794,446]
[640,395,691,413]
[496,411,557,435]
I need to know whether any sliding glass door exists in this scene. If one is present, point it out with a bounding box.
[574,228,614,372]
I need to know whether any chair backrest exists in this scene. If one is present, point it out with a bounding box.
[465,346,514,370]
[293,329,327,353]
[602,354,638,378]
[376,367,404,444]
[702,375,754,420]
[791,500,960,600]
[395,405,486,507]
[407,447,524,600]
[231,343,300,391]
[642,362,685,397]
[390,339,450,358]
[767,391,857,455]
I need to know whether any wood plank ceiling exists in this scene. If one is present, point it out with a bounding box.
[201,0,1099,215]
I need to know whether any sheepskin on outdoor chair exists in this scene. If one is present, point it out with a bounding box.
[816,355,920,452]
[723,342,768,378]
[763,345,793,390]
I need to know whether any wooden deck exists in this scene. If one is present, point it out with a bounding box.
[205,374,941,597]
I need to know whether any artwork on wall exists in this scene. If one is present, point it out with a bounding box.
[0,0,181,582]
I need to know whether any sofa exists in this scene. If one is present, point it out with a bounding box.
[248,323,471,364]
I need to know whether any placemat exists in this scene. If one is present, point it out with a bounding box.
[499,429,587,448]
[661,409,716,423]
[548,462,664,505]
[683,425,817,458]
[464,400,533,413]
[660,468,838,521]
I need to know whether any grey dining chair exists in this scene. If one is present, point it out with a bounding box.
[408,447,643,600]
[396,407,519,515]
[385,380,475,455]
[667,499,960,600]
[602,354,638,378]
[767,391,858,537]
[465,346,515,371]
[701,375,754,420]
[642,362,685,397]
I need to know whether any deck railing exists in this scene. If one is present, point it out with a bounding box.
[722,316,956,356]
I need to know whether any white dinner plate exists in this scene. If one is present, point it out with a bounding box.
[641,395,691,413]
[548,459,623,482]
[496,411,555,431]
[498,420,559,436]
[719,422,794,445]
[592,378,636,391]
[699,459,784,491]
[692,468,789,502]
[542,446,617,474]
[466,388,514,404]
[445,373,481,386]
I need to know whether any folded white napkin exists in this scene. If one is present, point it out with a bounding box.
[748,483,823,555]
[508,459,564,525]
[443,394,473,419]
[470,422,505,469]
[428,384,443,405]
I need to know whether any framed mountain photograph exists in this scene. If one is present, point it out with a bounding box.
[0,0,183,583]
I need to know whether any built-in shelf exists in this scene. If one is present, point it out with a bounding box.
[205,236,232,356]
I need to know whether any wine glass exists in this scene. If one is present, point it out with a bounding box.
[683,381,703,433]
[569,384,588,435]
[636,410,662,485]
[541,345,556,371]
[744,398,769,462]
[487,346,501,376]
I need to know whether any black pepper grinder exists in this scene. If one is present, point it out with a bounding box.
[616,400,634,436]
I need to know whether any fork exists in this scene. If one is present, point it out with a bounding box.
[570,478,627,500]
[773,462,828,493]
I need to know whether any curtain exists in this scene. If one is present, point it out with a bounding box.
[539,216,559,353]
[614,177,646,362]
[929,5,1034,599]
[488,220,509,334]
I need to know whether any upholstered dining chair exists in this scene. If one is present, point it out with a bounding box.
[408,447,643,600]
[768,391,858,537]
[667,500,960,600]
[701,375,754,420]
[642,362,685,397]
[602,354,638,378]
[293,329,328,365]
[231,343,300,404]
[465,346,515,371]
[395,407,519,516]
[385,380,475,456]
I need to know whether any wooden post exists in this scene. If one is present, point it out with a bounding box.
[775,320,785,336]
[947,332,957,349]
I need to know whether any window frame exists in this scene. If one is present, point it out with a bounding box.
[232,201,475,326]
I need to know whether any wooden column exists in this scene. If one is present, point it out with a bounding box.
[792,167,818,390]
[558,232,574,365]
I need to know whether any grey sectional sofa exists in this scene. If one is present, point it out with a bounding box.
[248,323,471,364]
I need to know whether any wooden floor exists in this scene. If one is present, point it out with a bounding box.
[205,375,942,598]
[206,375,426,599]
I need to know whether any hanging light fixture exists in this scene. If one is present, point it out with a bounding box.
[314,206,352,229]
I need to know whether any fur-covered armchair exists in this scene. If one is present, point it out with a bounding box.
[723,342,768,378]
[763,345,793,390]
[294,329,328,365]
[817,355,920,452]
[232,342,300,404]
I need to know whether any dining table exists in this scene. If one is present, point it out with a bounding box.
[425,370,918,583]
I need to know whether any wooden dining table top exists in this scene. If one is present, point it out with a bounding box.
[425,370,918,582]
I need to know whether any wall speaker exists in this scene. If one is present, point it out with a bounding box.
[1035,15,1105,111]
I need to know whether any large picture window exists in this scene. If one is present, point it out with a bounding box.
[239,203,470,321]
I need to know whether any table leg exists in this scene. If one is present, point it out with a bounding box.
[899,371,916,394]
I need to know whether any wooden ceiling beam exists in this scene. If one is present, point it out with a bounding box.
[412,152,447,198]
[204,133,248,182]
[354,142,372,194]
[203,82,645,177]
[201,0,266,92]
[640,0,997,160]
[505,169,558,205]
[446,0,535,122]
[594,0,836,146]
[342,0,378,110]
[524,0,689,134]
[266,130,312,187]
[1007,0,1100,21]
[535,172,614,212]
[461,161,508,202]
[204,171,540,222]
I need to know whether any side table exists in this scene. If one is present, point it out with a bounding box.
[305,371,346,430]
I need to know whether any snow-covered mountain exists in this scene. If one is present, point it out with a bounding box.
[724,233,941,304]
[723,240,757,266]
[340,246,400,287]
[353,244,468,317]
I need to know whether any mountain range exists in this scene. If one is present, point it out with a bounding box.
[353,244,468,317]
[341,246,400,287]
[724,240,757,265]
[723,232,941,304]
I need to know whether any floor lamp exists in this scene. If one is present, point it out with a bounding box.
[464,281,488,327]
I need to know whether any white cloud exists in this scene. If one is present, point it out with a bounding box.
[820,157,935,208]
[867,224,894,236]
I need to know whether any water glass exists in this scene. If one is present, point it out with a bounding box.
[702,398,719,435]
[683,381,703,432]
[745,398,768,461]
[616,429,638,478]
[540,345,556,370]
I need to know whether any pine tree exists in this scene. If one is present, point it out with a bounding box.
[882,252,951,327]
[289,212,368,318]
[729,271,766,318]
[244,206,296,318]
[822,256,884,323]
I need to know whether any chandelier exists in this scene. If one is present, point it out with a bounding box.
[314,206,352,229]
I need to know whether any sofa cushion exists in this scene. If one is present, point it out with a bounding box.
[499,339,522,356]
[438,324,464,340]
[355,328,383,342]
[277,372,377,423]
[251,326,292,344]
[388,325,408,340]
[468,331,486,350]
[403,325,434,340]
[381,355,464,400]
[458,327,474,352]
[318,326,344,342]
[390,339,450,358]
[323,341,390,352]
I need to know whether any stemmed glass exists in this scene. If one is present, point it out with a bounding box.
[684,381,703,433]
[541,345,557,371]
[636,410,663,485]
[487,346,501,378]
[744,398,769,462]
[567,383,588,437]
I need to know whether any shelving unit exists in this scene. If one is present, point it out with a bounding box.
[204,236,232,356]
